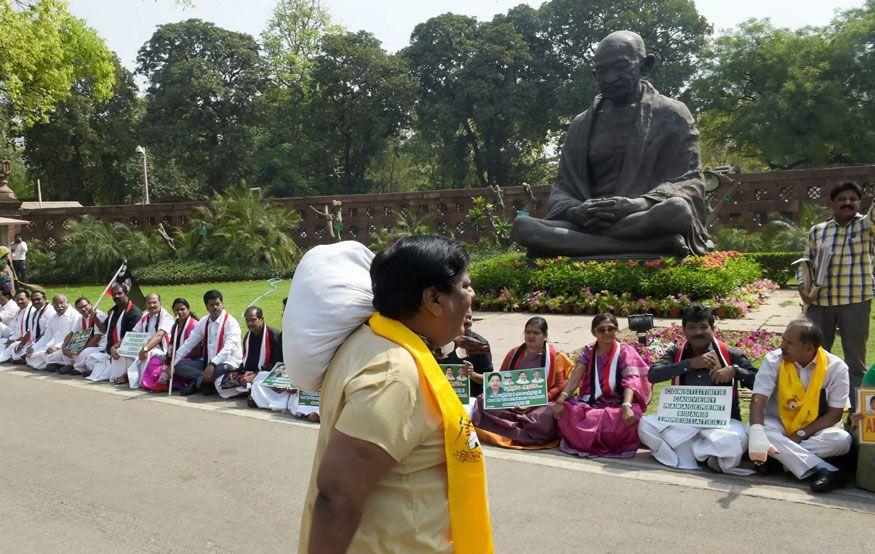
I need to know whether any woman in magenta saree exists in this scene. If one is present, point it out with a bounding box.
[554,313,651,458]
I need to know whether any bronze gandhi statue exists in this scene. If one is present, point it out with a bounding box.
[512,31,712,258]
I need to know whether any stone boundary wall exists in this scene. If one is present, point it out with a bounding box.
[19,165,875,249]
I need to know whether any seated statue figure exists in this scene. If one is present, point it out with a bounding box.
[512,31,711,257]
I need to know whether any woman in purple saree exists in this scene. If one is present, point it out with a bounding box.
[554,313,651,457]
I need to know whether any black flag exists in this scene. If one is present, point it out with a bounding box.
[99,262,147,309]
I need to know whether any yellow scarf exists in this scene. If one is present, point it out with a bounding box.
[369,313,494,554]
[778,347,828,434]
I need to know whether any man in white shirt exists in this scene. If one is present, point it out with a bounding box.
[749,319,852,493]
[174,289,243,395]
[0,289,19,327]
[0,290,54,363]
[10,233,27,284]
[0,291,32,362]
[125,292,174,388]
[58,297,108,375]
[26,294,82,370]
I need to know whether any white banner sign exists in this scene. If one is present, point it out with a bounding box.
[656,385,733,428]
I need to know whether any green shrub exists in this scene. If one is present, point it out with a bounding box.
[133,260,295,285]
[745,252,798,285]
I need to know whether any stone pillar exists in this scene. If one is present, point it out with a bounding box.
[0,160,23,245]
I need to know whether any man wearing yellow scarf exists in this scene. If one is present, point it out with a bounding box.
[749,319,852,493]
[299,236,493,553]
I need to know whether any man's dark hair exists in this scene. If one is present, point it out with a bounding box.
[525,316,548,334]
[111,282,129,294]
[74,296,90,306]
[0,290,10,300]
[788,318,823,348]
[203,290,223,304]
[682,304,715,328]
[371,235,469,320]
[30,290,45,300]
[830,181,862,201]
[245,306,264,319]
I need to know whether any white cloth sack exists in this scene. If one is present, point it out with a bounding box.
[282,241,375,391]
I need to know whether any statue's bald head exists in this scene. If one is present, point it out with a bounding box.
[592,30,654,105]
[595,31,647,61]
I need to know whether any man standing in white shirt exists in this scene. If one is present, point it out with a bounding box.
[10,233,27,284]
[748,319,852,493]
[26,294,81,370]
[174,289,243,395]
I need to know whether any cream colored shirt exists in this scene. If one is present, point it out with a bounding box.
[299,324,451,553]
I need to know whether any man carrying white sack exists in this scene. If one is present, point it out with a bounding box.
[26,294,81,370]
[748,318,852,493]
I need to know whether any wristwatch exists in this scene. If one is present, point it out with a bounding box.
[621,401,633,409]
[796,429,807,438]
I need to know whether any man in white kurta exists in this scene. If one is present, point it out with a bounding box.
[174,290,242,395]
[58,298,108,374]
[0,291,42,363]
[26,294,82,370]
[85,284,142,382]
[0,289,19,334]
[749,319,852,492]
[125,293,174,388]
[216,306,279,399]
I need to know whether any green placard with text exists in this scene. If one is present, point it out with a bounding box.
[440,364,470,403]
[483,369,548,410]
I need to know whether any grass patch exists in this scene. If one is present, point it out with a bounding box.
[48,280,290,329]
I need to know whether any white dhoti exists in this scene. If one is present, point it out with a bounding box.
[75,346,103,374]
[126,349,162,389]
[87,353,131,382]
[762,417,852,479]
[288,391,319,419]
[46,349,73,367]
[639,414,753,475]
[214,373,249,399]
[26,348,51,370]
[0,341,28,363]
[250,371,291,410]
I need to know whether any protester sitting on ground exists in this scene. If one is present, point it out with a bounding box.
[60,297,108,375]
[748,319,852,493]
[216,305,281,400]
[5,290,53,364]
[554,313,650,458]
[434,309,492,402]
[26,294,81,370]
[84,284,142,382]
[140,297,200,393]
[0,289,19,330]
[118,293,174,388]
[471,316,574,450]
[173,289,243,396]
[638,305,759,474]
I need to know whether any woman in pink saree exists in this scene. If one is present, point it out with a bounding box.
[140,298,200,393]
[554,313,651,458]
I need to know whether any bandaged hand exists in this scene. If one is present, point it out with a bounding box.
[748,423,779,463]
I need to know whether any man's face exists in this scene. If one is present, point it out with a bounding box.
[594,40,643,104]
[437,271,474,343]
[14,235,20,243]
[463,311,473,334]
[52,296,68,315]
[76,300,92,318]
[112,287,128,307]
[683,319,713,350]
[206,298,224,319]
[15,293,29,309]
[780,327,817,365]
[145,294,161,315]
[831,190,861,220]
[245,311,264,334]
[31,293,46,309]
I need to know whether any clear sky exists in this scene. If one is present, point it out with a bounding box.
[69,0,865,72]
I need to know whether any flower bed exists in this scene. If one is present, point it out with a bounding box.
[472,251,776,319]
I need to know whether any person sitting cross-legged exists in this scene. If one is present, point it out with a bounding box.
[140,297,200,393]
[0,291,33,363]
[26,294,81,370]
[638,305,759,474]
[748,319,853,493]
[173,289,243,396]
[0,289,19,330]
[1,290,54,364]
[554,313,651,458]
[59,297,108,375]
[217,306,282,400]
[85,284,142,382]
[121,292,174,388]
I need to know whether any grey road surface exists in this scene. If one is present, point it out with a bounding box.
[1,368,873,553]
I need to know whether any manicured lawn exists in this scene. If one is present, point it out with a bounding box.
[48,280,291,329]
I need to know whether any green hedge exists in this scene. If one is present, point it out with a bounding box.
[744,252,798,286]
[470,251,762,300]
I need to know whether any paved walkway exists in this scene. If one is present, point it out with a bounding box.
[475,289,802,360]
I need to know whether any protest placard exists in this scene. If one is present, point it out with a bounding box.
[858,389,875,445]
[66,329,92,354]
[483,369,548,410]
[656,385,733,428]
[263,363,293,389]
[439,364,470,403]
[117,332,151,358]
[299,391,320,407]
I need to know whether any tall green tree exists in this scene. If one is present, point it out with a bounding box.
[0,0,114,138]
[689,2,875,169]
[137,19,267,195]
[22,56,139,205]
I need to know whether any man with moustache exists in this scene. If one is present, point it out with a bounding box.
[799,181,873,409]
[26,294,81,370]
[638,305,758,474]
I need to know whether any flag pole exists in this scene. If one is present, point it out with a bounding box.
[168,333,178,396]
[94,262,125,313]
